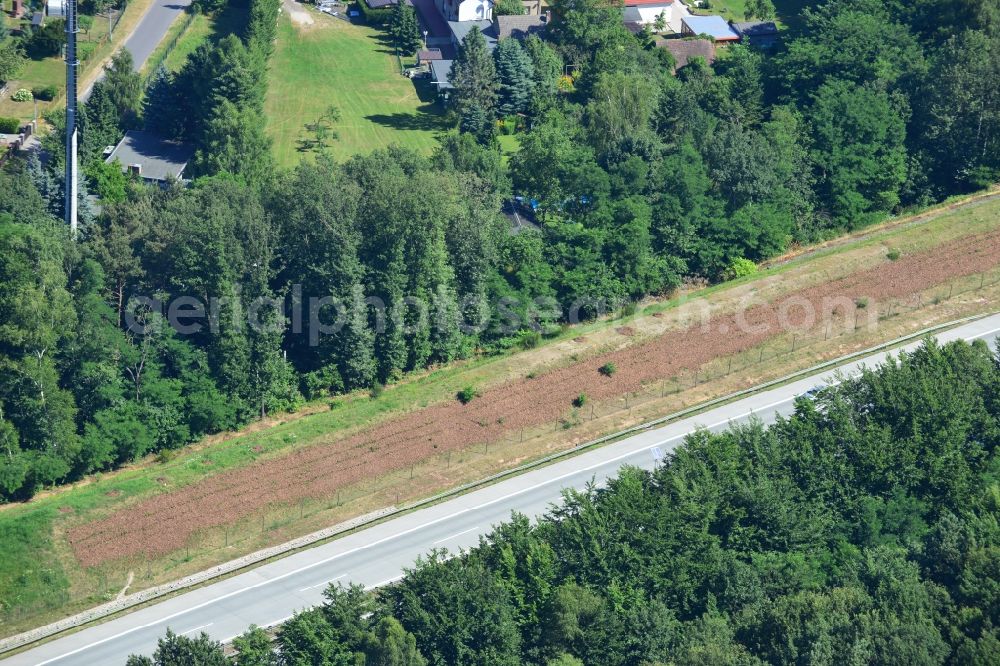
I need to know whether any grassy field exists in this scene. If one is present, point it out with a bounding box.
[691,0,812,29]
[1,191,999,639]
[264,14,449,165]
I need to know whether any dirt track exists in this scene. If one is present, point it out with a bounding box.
[67,229,1000,566]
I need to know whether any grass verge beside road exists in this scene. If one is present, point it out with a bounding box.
[264,13,449,165]
[141,4,246,76]
[1,191,999,639]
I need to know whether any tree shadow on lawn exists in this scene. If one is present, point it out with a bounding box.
[365,107,449,132]
[412,78,442,105]
[369,30,403,57]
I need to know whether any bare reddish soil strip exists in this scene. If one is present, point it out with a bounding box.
[68,230,1000,566]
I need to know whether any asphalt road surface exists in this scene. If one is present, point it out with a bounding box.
[81,0,193,99]
[7,314,1000,665]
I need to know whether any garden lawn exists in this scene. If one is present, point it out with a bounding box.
[264,14,449,165]
[691,0,811,30]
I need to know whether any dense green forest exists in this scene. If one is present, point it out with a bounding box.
[127,338,1000,665]
[1,0,999,502]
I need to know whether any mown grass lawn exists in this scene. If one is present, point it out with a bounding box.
[692,0,811,30]
[264,14,450,165]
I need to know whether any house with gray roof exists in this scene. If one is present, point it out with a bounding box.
[730,20,779,48]
[495,13,547,40]
[655,37,715,70]
[105,130,194,185]
[430,59,456,92]
[681,15,739,41]
[448,19,496,49]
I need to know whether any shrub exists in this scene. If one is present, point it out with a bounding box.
[573,393,587,408]
[723,257,758,281]
[499,116,518,135]
[356,1,392,25]
[79,42,98,61]
[886,248,901,261]
[31,84,58,101]
[0,117,20,133]
[11,88,32,102]
[457,386,479,404]
[520,330,541,349]
[599,362,617,377]
[855,298,868,309]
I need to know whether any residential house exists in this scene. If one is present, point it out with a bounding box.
[681,14,740,41]
[730,20,779,48]
[417,48,444,66]
[655,37,715,70]
[622,0,690,32]
[440,13,548,92]
[436,0,491,22]
[105,130,194,185]
[430,59,455,96]
[495,13,548,40]
[448,18,496,49]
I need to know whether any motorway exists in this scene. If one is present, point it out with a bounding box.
[6,313,1000,665]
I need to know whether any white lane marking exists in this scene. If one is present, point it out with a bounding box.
[298,574,346,592]
[432,526,479,544]
[367,574,405,589]
[20,397,828,666]
[178,623,213,636]
[15,398,850,665]
[37,324,1000,664]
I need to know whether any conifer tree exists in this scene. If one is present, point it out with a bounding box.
[450,27,500,116]
[494,38,535,116]
[390,2,423,56]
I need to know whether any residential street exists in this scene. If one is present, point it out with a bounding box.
[81,0,192,98]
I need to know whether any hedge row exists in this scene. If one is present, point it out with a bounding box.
[355,0,392,25]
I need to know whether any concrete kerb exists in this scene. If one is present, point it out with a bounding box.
[2,309,995,655]
[0,508,395,654]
